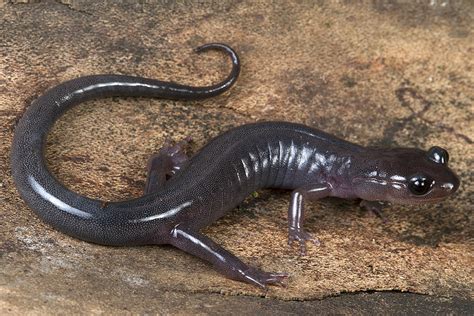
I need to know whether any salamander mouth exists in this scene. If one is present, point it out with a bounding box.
[394,195,450,205]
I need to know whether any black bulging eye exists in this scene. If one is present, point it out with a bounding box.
[427,146,449,165]
[408,175,434,195]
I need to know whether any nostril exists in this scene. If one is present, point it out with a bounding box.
[441,176,460,192]
[441,183,454,191]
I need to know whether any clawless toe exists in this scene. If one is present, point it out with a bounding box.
[288,228,320,256]
[241,267,289,288]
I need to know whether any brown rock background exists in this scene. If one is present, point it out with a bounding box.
[1,0,472,313]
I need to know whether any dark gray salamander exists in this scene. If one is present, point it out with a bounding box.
[11,43,460,288]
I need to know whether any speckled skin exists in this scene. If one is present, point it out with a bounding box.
[11,43,460,288]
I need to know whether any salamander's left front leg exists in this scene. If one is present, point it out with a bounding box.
[288,183,331,255]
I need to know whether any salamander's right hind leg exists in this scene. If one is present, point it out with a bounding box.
[144,137,192,194]
[169,226,289,288]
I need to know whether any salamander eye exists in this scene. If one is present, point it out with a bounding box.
[427,146,449,165]
[408,174,434,195]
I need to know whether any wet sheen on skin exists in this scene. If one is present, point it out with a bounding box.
[11,44,460,288]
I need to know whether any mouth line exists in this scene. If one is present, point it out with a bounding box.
[413,196,448,203]
[393,195,450,205]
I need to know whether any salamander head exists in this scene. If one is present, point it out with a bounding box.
[352,146,460,204]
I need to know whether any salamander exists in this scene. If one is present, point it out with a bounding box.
[11,43,460,288]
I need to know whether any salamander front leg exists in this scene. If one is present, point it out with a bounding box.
[360,200,387,222]
[144,137,192,194]
[288,183,331,255]
[169,226,288,288]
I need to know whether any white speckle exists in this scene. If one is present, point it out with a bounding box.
[122,274,150,287]
[15,226,51,252]
[40,255,74,273]
[15,226,93,275]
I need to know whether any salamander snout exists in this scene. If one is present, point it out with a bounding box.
[441,181,458,192]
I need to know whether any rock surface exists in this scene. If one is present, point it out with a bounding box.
[1,0,473,313]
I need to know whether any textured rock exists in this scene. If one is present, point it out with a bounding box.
[1,0,472,313]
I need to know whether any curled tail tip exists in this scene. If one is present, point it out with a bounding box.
[193,42,240,91]
[194,43,239,60]
[194,42,229,52]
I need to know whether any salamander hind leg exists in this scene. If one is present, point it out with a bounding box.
[169,226,288,288]
[144,137,192,194]
[288,183,331,255]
